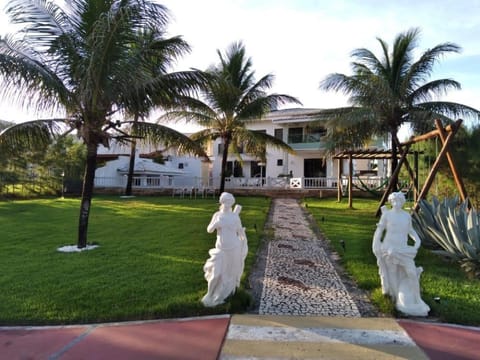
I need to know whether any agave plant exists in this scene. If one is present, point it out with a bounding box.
[412,196,480,278]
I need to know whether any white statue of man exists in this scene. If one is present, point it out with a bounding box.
[201,192,248,307]
[373,191,430,316]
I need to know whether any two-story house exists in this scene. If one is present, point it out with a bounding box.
[94,108,387,193]
[207,108,386,190]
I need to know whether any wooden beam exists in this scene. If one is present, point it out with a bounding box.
[413,124,458,211]
[402,121,456,146]
[435,119,468,202]
[376,143,412,216]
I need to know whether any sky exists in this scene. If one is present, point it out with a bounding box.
[1,0,479,131]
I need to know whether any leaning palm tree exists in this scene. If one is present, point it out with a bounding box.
[161,41,301,193]
[0,0,202,248]
[319,28,480,187]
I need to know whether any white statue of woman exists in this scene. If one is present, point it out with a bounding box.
[201,192,248,307]
[373,191,430,316]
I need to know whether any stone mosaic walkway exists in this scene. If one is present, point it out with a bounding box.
[257,198,362,317]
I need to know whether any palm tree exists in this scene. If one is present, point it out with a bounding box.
[0,0,202,248]
[161,41,301,193]
[120,28,195,196]
[319,28,480,187]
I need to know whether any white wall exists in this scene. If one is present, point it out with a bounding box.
[96,156,129,178]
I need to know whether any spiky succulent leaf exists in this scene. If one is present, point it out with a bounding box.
[413,196,480,278]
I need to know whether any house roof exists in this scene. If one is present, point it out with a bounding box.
[265,108,331,124]
[116,158,184,176]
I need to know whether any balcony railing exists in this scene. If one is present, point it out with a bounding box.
[287,134,326,150]
[94,175,387,191]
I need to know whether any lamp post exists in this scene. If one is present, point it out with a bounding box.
[258,162,266,186]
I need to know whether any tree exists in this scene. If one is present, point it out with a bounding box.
[121,28,196,196]
[319,28,480,188]
[43,135,87,180]
[0,0,203,248]
[161,41,301,193]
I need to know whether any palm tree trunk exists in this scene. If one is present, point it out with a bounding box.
[219,137,231,193]
[78,142,98,248]
[125,139,137,196]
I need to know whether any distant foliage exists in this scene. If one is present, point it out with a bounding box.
[412,196,480,278]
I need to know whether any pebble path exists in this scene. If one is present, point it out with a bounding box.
[258,198,362,317]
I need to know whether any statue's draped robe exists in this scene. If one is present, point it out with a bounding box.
[202,209,247,307]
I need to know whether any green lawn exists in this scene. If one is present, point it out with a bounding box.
[305,197,480,326]
[0,195,270,325]
[3,195,479,326]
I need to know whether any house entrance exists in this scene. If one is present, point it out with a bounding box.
[250,161,265,178]
[304,158,325,177]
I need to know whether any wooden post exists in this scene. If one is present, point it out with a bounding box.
[413,151,419,202]
[348,153,353,208]
[435,119,468,202]
[337,158,342,202]
[394,135,420,199]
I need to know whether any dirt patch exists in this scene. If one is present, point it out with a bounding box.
[294,259,316,268]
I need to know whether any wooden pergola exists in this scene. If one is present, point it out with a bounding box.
[333,149,411,209]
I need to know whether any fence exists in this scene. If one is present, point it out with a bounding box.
[0,177,62,198]
[94,175,387,191]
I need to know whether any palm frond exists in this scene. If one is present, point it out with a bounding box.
[238,94,301,121]
[405,42,461,89]
[409,79,461,103]
[126,121,207,158]
[415,102,480,121]
[0,36,72,113]
[239,128,294,155]
[5,0,66,44]
[157,95,218,127]
[350,47,385,75]
[0,119,66,151]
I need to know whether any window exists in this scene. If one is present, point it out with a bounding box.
[178,163,184,169]
[288,127,303,143]
[226,161,243,177]
[277,159,283,166]
[274,128,283,140]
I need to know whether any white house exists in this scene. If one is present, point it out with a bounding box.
[94,141,207,191]
[93,108,388,192]
[206,108,387,189]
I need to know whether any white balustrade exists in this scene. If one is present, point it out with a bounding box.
[94,175,386,191]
